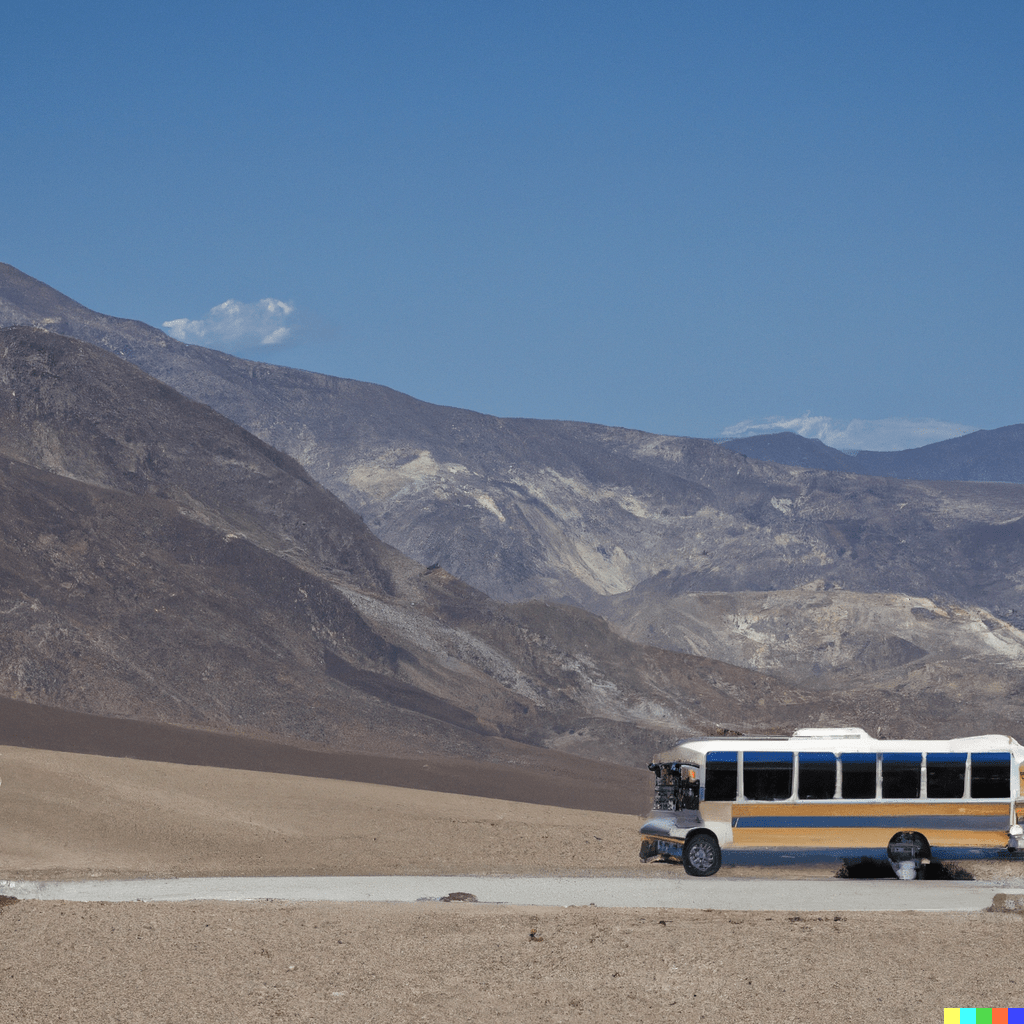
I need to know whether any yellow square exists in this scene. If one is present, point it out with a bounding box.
[945,1011,960,1024]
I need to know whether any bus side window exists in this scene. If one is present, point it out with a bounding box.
[743,752,793,801]
[882,752,921,799]
[926,752,966,798]
[971,752,1011,798]
[841,753,876,799]
[798,752,836,799]
[704,751,737,801]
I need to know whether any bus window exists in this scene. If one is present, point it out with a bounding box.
[882,752,921,798]
[743,751,793,801]
[841,752,876,799]
[704,751,737,801]
[971,752,1011,798]
[798,752,836,799]
[926,752,966,799]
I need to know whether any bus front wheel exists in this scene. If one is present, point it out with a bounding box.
[683,832,721,877]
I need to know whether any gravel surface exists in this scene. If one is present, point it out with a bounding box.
[3,899,1024,1022]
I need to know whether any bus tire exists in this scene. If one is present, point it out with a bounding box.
[683,831,721,877]
[887,831,930,880]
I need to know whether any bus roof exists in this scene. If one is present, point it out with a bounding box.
[656,728,1023,761]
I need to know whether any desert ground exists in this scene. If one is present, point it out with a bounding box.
[2,742,1024,1022]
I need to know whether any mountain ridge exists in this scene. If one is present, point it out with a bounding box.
[3,264,1024,744]
[721,427,1024,483]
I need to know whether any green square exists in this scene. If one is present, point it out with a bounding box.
[977,1011,993,1024]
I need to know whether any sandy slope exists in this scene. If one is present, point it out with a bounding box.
[2,745,1023,1022]
[0,745,644,879]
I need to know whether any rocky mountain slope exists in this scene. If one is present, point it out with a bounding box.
[3,265,1023,609]
[599,586,1024,729]
[10,325,882,766]
[3,263,1024,740]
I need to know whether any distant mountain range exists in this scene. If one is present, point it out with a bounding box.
[720,428,1024,484]
[2,261,1024,747]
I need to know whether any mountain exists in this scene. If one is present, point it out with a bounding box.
[3,264,1024,741]
[721,427,1024,484]
[719,432,857,472]
[597,586,1024,731]
[8,324,873,767]
[3,265,1023,613]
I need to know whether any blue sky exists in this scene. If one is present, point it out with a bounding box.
[3,1,1021,450]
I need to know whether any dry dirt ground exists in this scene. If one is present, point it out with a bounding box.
[2,744,1024,1022]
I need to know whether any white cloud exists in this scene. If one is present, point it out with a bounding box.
[163,298,295,350]
[720,414,977,452]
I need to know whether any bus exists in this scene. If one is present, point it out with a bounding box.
[638,727,1024,878]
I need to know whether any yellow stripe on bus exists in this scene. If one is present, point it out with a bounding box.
[729,802,1010,818]
[728,827,1009,849]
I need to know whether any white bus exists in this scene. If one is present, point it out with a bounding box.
[639,727,1024,878]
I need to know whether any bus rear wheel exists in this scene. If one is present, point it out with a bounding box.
[887,831,930,880]
[683,832,721,877]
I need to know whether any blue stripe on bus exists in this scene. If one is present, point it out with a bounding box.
[732,815,1008,830]
[646,845,1020,866]
[719,847,1019,866]
[744,751,793,764]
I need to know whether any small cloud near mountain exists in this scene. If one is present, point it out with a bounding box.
[163,298,294,350]
[721,414,976,452]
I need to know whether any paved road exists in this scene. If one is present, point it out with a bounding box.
[4,875,1023,911]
